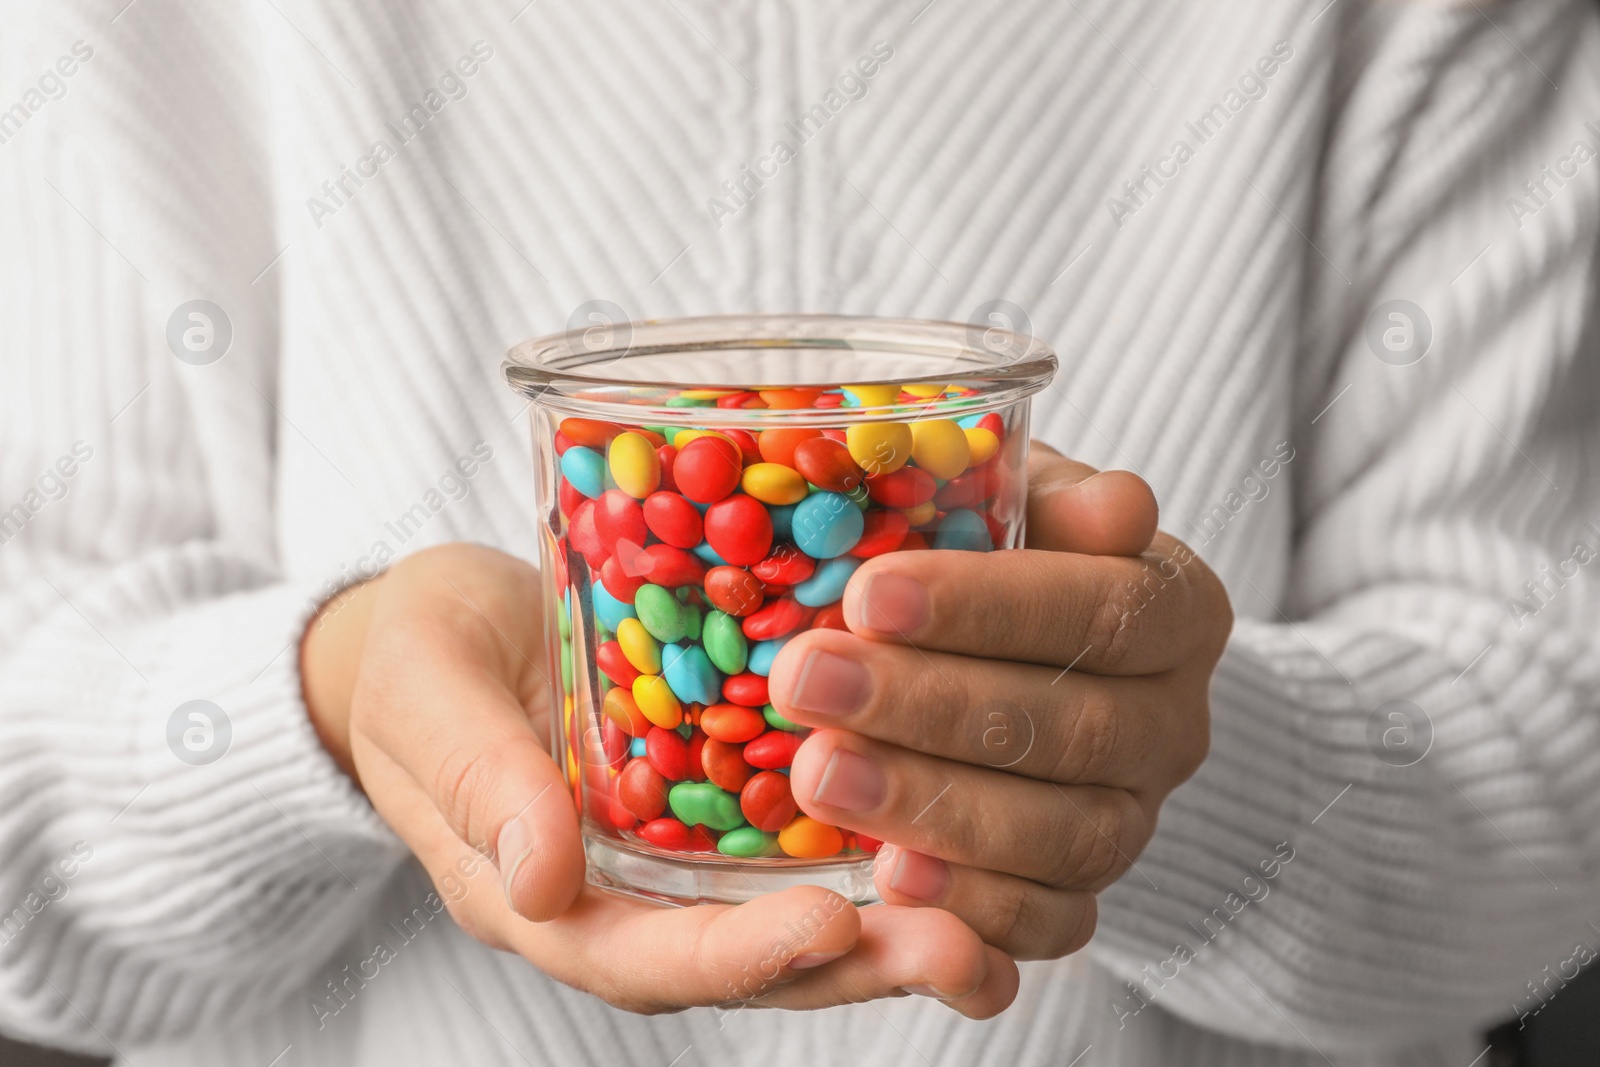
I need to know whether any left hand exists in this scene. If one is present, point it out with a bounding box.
[767,444,1232,961]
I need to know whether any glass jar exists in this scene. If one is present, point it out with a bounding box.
[504,314,1057,905]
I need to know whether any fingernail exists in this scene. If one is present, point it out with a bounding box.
[902,984,955,999]
[789,949,847,970]
[498,807,536,910]
[888,848,950,903]
[854,573,928,635]
[790,650,871,716]
[813,749,886,813]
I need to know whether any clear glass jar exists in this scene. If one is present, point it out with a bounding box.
[504,314,1057,905]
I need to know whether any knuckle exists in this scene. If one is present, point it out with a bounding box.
[431,745,497,845]
[1053,893,1099,958]
[1084,584,1137,672]
[986,879,1040,958]
[1047,800,1124,888]
[1052,686,1120,783]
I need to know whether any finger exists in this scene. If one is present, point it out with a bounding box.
[354,639,582,922]
[873,845,1098,963]
[841,538,1222,675]
[755,905,1020,1020]
[767,629,1195,789]
[1027,444,1159,556]
[789,729,1151,891]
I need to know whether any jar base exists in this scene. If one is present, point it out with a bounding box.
[585,837,882,907]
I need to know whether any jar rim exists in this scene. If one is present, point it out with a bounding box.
[502,313,1057,426]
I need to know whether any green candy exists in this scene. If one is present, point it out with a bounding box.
[665,395,714,408]
[635,584,699,643]
[717,827,779,858]
[702,611,748,675]
[668,782,745,831]
[762,703,803,733]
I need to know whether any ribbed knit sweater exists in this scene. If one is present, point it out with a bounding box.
[4,1,1600,1064]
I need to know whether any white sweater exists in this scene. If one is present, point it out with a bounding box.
[3,1,1599,1064]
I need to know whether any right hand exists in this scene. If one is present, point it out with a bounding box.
[301,542,1019,1016]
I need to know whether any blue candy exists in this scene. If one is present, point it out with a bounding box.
[692,540,729,567]
[559,446,606,498]
[791,491,865,559]
[794,555,861,607]
[591,581,637,632]
[747,635,793,677]
[662,643,721,705]
[933,508,993,551]
[629,736,647,758]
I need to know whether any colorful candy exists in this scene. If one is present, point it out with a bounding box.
[549,384,1021,865]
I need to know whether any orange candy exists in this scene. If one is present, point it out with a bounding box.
[778,815,846,858]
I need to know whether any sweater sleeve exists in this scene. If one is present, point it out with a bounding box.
[1092,0,1600,1051]
[0,6,404,1053]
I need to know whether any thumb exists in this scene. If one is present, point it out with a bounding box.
[1026,441,1159,556]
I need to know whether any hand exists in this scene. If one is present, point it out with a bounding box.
[767,445,1231,960]
[301,543,1019,1016]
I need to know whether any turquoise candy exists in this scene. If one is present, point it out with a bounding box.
[717,827,780,857]
[763,703,803,732]
[635,583,698,643]
[769,503,797,540]
[747,635,792,677]
[792,491,865,559]
[692,540,729,567]
[793,555,861,607]
[662,643,721,705]
[591,582,636,633]
[934,508,993,551]
[957,412,984,428]
[559,446,606,498]
[669,781,745,831]
[702,611,749,675]
[629,736,647,758]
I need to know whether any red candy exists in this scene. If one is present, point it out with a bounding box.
[740,771,798,831]
[934,465,999,509]
[646,726,691,781]
[635,544,707,588]
[793,437,864,493]
[686,730,709,781]
[851,510,910,557]
[704,566,766,616]
[723,428,761,464]
[599,555,647,603]
[559,478,585,518]
[744,730,804,770]
[597,640,641,687]
[593,490,648,551]
[813,602,848,630]
[674,435,744,503]
[569,500,606,568]
[618,758,669,821]
[704,494,773,566]
[751,543,815,586]
[702,737,755,792]
[637,817,717,851]
[657,444,678,492]
[560,418,622,448]
[643,491,702,548]
[866,468,936,508]
[723,672,770,707]
[742,597,807,641]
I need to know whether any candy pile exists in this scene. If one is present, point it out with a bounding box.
[549,385,1020,861]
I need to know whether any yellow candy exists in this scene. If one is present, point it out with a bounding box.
[901,383,947,398]
[901,501,937,527]
[680,389,740,400]
[843,384,901,408]
[740,462,808,505]
[846,422,912,476]
[617,618,661,674]
[964,426,1000,465]
[777,815,846,858]
[607,431,661,499]
[632,674,683,729]
[909,419,970,480]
